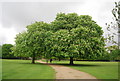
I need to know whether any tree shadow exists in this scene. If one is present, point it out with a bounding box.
[19,62,47,66]
[49,63,101,67]
[19,62,101,67]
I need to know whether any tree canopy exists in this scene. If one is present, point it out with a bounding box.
[12,22,50,63]
[2,44,15,58]
[46,13,106,64]
[12,13,106,64]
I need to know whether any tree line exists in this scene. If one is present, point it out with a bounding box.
[10,13,107,64]
[1,13,120,64]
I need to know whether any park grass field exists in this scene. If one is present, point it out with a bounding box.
[48,60,119,79]
[2,59,55,79]
[2,59,119,80]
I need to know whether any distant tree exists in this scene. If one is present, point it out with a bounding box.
[106,45,118,52]
[112,1,120,49]
[112,1,120,31]
[105,1,120,61]
[109,49,120,60]
[99,45,120,61]
[2,44,15,58]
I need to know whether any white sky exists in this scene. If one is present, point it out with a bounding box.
[0,0,119,45]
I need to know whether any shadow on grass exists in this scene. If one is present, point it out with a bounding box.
[18,62,47,66]
[19,62,101,67]
[48,63,101,67]
[20,63,101,67]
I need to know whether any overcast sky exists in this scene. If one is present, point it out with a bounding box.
[0,0,119,45]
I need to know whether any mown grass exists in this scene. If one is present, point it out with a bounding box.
[45,60,119,79]
[2,59,55,79]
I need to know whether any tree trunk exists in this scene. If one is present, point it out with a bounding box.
[32,53,35,64]
[58,57,61,61]
[69,57,74,65]
[50,59,52,63]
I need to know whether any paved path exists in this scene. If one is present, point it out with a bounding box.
[36,60,97,79]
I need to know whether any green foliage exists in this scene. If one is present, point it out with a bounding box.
[98,46,120,61]
[13,13,106,64]
[106,45,118,52]
[2,44,15,58]
[109,49,120,60]
[49,13,106,61]
[12,22,50,63]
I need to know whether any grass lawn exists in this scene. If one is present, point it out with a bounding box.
[2,59,55,79]
[47,60,119,79]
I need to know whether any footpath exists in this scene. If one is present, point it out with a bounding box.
[36,60,97,79]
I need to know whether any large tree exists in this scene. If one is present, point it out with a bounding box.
[45,13,106,65]
[12,22,49,63]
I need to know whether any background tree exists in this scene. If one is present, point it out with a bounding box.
[105,1,120,61]
[99,45,119,61]
[106,45,118,52]
[2,44,15,58]
[106,1,120,49]
[112,1,120,49]
[109,49,120,61]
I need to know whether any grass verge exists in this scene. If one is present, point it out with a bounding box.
[2,59,55,79]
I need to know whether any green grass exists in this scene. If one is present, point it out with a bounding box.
[48,60,119,79]
[2,59,55,79]
[2,59,119,80]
